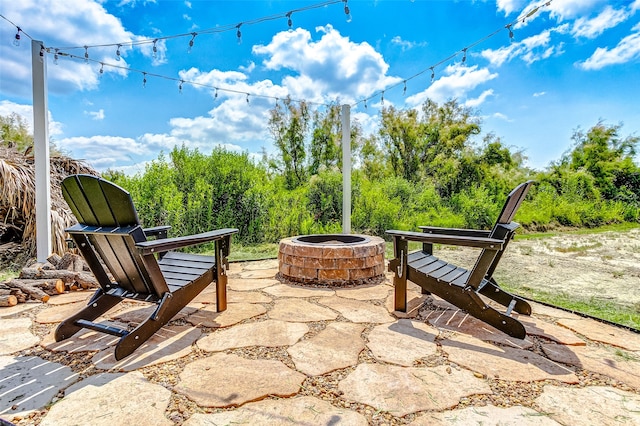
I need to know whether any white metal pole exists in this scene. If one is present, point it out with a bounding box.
[341,104,351,234]
[32,40,52,261]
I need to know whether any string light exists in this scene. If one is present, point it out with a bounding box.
[179,80,184,94]
[246,93,250,103]
[142,72,147,87]
[84,46,89,64]
[46,0,347,56]
[364,99,367,109]
[461,47,467,64]
[54,49,59,65]
[115,44,122,61]
[13,27,20,46]
[430,67,435,82]
[39,44,44,62]
[506,24,514,42]
[236,23,242,44]
[343,0,352,22]
[99,62,104,77]
[152,39,158,58]
[214,88,219,99]
[188,32,197,53]
[380,91,384,105]
[403,80,407,95]
[286,12,293,29]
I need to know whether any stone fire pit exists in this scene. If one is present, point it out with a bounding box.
[278,234,385,287]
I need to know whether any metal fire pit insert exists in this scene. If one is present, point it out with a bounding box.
[278,234,385,287]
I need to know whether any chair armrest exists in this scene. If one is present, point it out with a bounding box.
[136,228,239,255]
[143,225,171,239]
[386,229,503,250]
[419,226,491,238]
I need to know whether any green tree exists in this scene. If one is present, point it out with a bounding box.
[268,97,310,189]
[309,103,341,175]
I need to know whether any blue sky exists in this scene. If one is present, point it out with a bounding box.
[0,0,639,174]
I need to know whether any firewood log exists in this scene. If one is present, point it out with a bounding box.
[47,253,63,268]
[7,280,50,302]
[0,295,18,307]
[8,279,65,295]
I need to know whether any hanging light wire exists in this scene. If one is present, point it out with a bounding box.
[46,0,345,53]
[350,0,552,108]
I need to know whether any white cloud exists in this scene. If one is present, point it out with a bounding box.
[0,100,63,136]
[390,36,427,51]
[492,112,512,121]
[84,109,105,120]
[497,0,528,16]
[0,0,166,97]
[465,89,495,108]
[253,25,401,103]
[579,24,640,70]
[571,5,629,39]
[533,91,546,97]
[405,65,498,107]
[56,135,144,169]
[482,27,566,66]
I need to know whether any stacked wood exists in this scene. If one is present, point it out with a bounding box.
[0,252,99,304]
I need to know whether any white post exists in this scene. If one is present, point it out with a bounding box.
[32,40,52,261]
[341,104,351,234]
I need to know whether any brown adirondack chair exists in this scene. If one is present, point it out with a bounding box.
[55,174,238,360]
[387,181,534,339]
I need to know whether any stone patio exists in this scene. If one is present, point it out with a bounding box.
[1,259,639,425]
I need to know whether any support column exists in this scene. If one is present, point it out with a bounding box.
[32,40,51,261]
[341,104,351,234]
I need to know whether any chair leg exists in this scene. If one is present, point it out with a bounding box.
[479,278,531,315]
[391,238,409,312]
[113,273,216,360]
[55,290,123,341]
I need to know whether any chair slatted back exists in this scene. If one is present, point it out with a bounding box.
[468,181,534,286]
[62,175,168,297]
[494,180,535,226]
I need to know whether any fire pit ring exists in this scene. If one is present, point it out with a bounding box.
[278,234,385,287]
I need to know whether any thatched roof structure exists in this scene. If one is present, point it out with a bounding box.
[0,145,98,268]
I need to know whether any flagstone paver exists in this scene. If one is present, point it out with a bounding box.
[384,288,429,319]
[237,268,279,279]
[541,342,640,389]
[40,321,124,353]
[227,289,272,304]
[262,283,334,298]
[175,353,305,407]
[46,291,92,305]
[535,385,640,425]
[0,317,39,354]
[0,302,39,318]
[288,322,365,376]
[241,259,279,270]
[338,363,492,416]
[335,283,391,300]
[34,301,85,324]
[107,304,196,324]
[39,371,172,426]
[197,319,309,352]
[92,325,201,371]
[441,333,578,383]
[268,298,338,322]
[426,309,534,349]
[529,301,583,320]
[520,315,586,346]
[366,319,438,366]
[186,302,266,328]
[410,405,562,425]
[228,277,280,291]
[0,356,78,419]
[183,396,368,426]
[319,295,395,323]
[556,317,640,351]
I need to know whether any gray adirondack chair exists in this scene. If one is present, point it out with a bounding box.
[387,181,534,338]
[55,174,238,360]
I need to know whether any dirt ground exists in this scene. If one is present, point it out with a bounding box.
[435,228,640,310]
